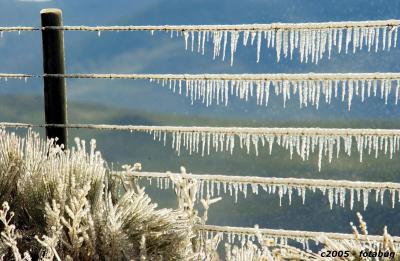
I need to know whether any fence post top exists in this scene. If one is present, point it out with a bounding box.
[40,8,62,15]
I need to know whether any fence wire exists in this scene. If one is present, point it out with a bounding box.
[196,224,400,244]
[2,122,400,136]
[3,72,400,81]
[0,19,399,32]
[117,171,400,191]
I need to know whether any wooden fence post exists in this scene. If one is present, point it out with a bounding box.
[41,8,68,148]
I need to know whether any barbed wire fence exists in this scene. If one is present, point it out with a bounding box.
[1,9,400,252]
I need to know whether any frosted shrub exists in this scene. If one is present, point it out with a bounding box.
[0,129,195,260]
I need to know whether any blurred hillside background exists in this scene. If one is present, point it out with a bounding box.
[0,0,400,238]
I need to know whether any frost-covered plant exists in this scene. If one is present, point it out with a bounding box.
[314,213,400,261]
[217,225,320,261]
[0,132,24,205]
[0,202,31,261]
[163,166,225,259]
[198,213,400,261]
[0,129,196,260]
[263,213,400,261]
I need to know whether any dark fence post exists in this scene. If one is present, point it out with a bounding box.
[41,8,68,148]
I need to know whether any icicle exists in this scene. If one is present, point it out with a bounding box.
[290,30,295,59]
[222,31,228,61]
[256,31,262,63]
[379,189,385,206]
[288,187,293,205]
[363,189,369,210]
[391,190,396,208]
[350,188,354,210]
[145,127,400,172]
[388,27,394,50]
[328,188,334,209]
[243,183,248,198]
[318,138,323,171]
[337,29,343,53]
[243,31,250,46]
[173,23,400,65]
[375,28,380,52]
[183,31,190,50]
[276,30,282,62]
[382,27,387,51]
[230,31,239,66]
[202,31,207,54]
[233,183,239,203]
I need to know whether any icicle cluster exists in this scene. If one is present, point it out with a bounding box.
[2,124,400,170]
[147,128,400,170]
[131,173,400,210]
[151,74,400,109]
[192,179,396,211]
[197,225,400,252]
[166,21,400,64]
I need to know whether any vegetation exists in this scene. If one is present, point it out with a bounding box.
[0,129,399,260]
[0,129,195,260]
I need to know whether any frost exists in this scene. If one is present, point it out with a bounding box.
[159,21,400,64]
[197,224,396,252]
[0,74,32,84]
[150,73,400,109]
[128,171,400,210]
[4,72,400,110]
[3,124,398,171]
[147,127,400,171]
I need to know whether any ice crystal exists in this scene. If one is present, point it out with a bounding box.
[150,74,400,109]
[162,21,400,64]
